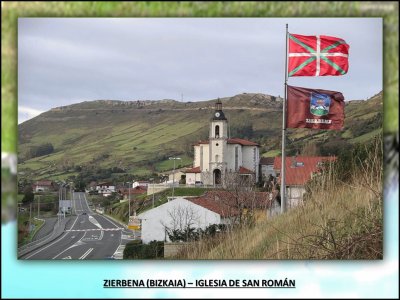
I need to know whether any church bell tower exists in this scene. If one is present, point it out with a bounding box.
[209,98,228,185]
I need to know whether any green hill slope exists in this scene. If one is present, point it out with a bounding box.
[18,91,382,180]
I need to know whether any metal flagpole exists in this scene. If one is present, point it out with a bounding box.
[281,24,288,214]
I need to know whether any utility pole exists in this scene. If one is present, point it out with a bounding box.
[37,195,40,218]
[127,181,131,224]
[150,178,155,207]
[169,157,181,199]
[29,202,32,232]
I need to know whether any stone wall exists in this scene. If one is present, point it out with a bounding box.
[164,242,188,258]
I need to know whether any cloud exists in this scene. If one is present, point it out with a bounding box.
[18,106,44,124]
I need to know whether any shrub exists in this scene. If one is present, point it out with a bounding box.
[123,240,164,259]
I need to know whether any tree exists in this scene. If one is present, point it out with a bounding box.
[22,186,34,204]
[219,172,260,227]
[163,205,201,242]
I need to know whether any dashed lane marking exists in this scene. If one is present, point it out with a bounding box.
[66,228,123,232]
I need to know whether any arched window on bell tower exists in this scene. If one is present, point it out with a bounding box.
[215,125,220,138]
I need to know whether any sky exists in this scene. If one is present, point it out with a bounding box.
[18,18,382,124]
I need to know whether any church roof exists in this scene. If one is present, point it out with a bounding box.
[238,166,254,174]
[185,166,201,173]
[227,138,259,146]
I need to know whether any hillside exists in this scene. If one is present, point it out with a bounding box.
[17,91,382,180]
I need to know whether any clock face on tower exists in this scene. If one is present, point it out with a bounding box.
[215,112,220,117]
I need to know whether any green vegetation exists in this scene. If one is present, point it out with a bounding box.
[97,186,210,224]
[176,136,383,259]
[3,2,397,228]
[123,240,164,259]
[17,214,45,246]
[262,149,281,157]
[17,92,383,181]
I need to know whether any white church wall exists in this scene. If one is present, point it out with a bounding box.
[186,173,201,185]
[242,146,255,171]
[226,144,242,172]
[194,146,200,167]
[202,144,209,171]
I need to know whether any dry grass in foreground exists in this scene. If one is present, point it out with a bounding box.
[175,138,383,259]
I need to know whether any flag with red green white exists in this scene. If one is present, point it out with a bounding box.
[288,33,349,77]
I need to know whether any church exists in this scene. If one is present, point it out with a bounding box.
[185,99,260,186]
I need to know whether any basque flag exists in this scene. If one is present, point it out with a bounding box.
[287,85,345,130]
[288,34,349,77]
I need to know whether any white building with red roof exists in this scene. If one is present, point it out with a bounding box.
[186,99,260,186]
[273,156,336,208]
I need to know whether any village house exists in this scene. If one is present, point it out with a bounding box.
[118,186,147,202]
[96,181,115,197]
[132,181,149,189]
[273,156,336,208]
[259,157,276,181]
[32,180,55,192]
[137,196,237,244]
[137,191,272,244]
[186,99,260,186]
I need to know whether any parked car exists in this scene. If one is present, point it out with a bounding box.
[195,181,203,186]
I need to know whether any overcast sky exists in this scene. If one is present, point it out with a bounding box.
[18,18,382,124]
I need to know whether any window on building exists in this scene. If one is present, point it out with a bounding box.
[215,125,220,138]
[200,146,203,169]
[215,154,219,162]
[235,147,238,171]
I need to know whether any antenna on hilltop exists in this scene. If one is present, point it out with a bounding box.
[181,93,183,102]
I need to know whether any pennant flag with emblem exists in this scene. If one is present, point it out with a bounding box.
[288,34,349,77]
[287,85,345,130]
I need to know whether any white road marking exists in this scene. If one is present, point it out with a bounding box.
[62,256,72,259]
[25,215,80,259]
[79,248,94,259]
[66,228,123,232]
[88,215,103,229]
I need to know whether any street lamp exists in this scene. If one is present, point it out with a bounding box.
[150,178,155,207]
[169,157,181,199]
[126,181,131,224]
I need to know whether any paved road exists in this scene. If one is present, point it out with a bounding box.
[20,192,135,260]
[32,217,58,241]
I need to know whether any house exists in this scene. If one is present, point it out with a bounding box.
[132,181,149,188]
[32,180,54,192]
[96,181,115,197]
[191,190,272,213]
[273,156,336,208]
[137,196,239,244]
[186,99,260,186]
[259,157,276,181]
[137,191,273,244]
[118,187,147,201]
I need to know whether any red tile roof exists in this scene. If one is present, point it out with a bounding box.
[238,166,254,174]
[273,156,336,185]
[227,138,259,146]
[193,140,210,146]
[118,187,147,196]
[190,191,272,217]
[185,166,201,173]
